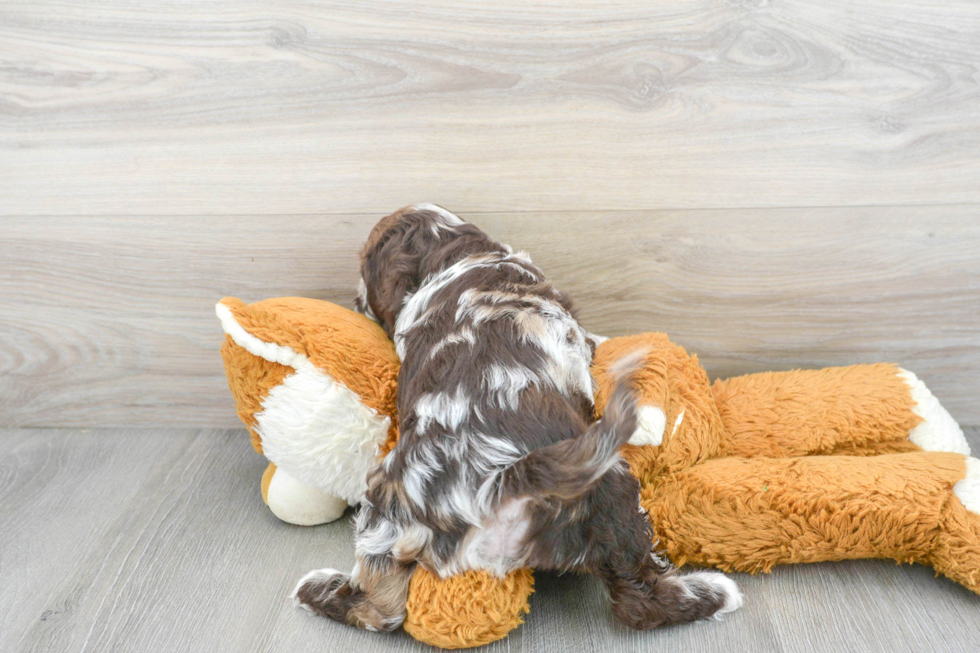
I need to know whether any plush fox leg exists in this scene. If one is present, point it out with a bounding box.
[711,364,970,458]
[260,462,349,525]
[642,452,980,594]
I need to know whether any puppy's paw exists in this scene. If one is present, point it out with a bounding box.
[686,572,743,616]
[292,568,352,620]
[610,569,743,629]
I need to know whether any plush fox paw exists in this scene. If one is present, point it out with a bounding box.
[931,456,980,594]
[261,463,348,525]
[899,369,971,455]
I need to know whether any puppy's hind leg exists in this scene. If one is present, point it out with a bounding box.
[596,472,742,629]
[293,505,416,632]
[515,368,742,630]
[528,466,742,630]
[292,556,415,632]
[599,555,742,629]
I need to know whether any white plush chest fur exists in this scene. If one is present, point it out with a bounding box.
[256,359,390,506]
[216,302,389,506]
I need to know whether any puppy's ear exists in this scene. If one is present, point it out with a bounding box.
[359,205,467,338]
[360,217,422,337]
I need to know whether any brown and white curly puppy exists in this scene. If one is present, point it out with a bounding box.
[293,204,742,632]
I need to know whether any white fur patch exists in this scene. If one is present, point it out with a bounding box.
[672,410,685,436]
[418,433,523,528]
[414,388,471,432]
[392,525,433,560]
[216,302,390,505]
[256,365,388,506]
[292,568,343,610]
[217,302,303,368]
[355,278,378,322]
[414,202,464,230]
[509,303,593,402]
[499,260,539,281]
[484,363,538,410]
[395,250,569,372]
[684,572,744,615]
[402,464,436,507]
[400,443,443,507]
[446,498,531,578]
[266,468,348,525]
[356,514,401,557]
[954,457,980,516]
[473,434,522,470]
[511,249,533,264]
[898,369,970,455]
[394,254,494,359]
[628,405,667,446]
[446,482,484,526]
[428,328,477,360]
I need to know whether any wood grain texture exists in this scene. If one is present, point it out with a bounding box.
[1,427,979,653]
[1,1,979,214]
[2,207,978,428]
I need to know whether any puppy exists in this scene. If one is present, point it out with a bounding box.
[293,204,741,632]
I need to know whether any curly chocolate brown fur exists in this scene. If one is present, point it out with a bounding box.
[295,204,741,634]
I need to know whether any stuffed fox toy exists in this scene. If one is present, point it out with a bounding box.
[217,296,979,649]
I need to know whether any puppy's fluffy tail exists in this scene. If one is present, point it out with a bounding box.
[504,349,645,501]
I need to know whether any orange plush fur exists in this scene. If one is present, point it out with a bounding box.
[220,296,401,450]
[218,298,979,649]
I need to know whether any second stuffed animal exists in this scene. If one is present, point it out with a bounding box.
[218,296,979,649]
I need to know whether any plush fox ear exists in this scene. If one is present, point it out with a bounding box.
[216,296,401,505]
[216,296,400,423]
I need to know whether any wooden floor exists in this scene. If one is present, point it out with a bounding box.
[3,427,979,653]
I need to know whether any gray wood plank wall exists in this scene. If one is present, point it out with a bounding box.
[2,1,979,428]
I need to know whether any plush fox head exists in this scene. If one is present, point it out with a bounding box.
[216,296,400,506]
